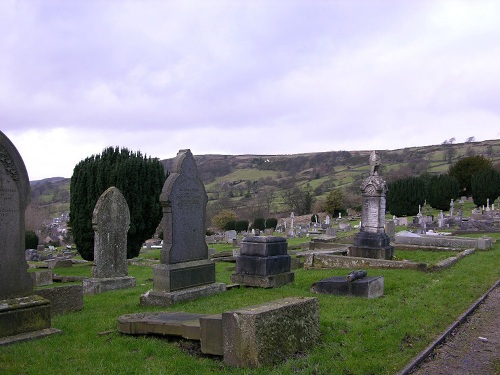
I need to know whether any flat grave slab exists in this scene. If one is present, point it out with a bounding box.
[313,275,384,298]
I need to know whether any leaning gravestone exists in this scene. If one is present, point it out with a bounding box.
[82,187,136,294]
[0,131,60,344]
[349,151,394,260]
[141,149,225,306]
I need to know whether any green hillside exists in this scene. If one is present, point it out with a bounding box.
[28,139,500,230]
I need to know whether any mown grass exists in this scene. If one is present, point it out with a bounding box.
[1,235,499,374]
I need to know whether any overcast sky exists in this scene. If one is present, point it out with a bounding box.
[2,1,500,180]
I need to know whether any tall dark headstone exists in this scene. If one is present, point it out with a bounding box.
[0,131,60,345]
[141,149,225,306]
[82,187,136,294]
[349,151,394,260]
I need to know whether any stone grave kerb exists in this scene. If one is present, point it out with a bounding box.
[92,186,130,278]
[0,131,33,299]
[159,149,208,265]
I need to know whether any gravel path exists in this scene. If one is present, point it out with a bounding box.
[410,285,500,375]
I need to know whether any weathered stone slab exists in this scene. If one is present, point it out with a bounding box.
[230,272,295,288]
[304,253,427,270]
[117,312,205,340]
[0,295,51,337]
[312,276,384,298]
[140,282,226,307]
[222,297,320,367]
[394,234,492,249]
[83,276,136,295]
[240,236,287,257]
[34,285,84,315]
[30,270,53,286]
[235,255,291,276]
[47,259,73,269]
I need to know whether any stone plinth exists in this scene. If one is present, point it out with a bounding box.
[222,297,320,367]
[349,231,394,260]
[151,260,216,292]
[231,236,294,288]
[83,276,136,295]
[312,276,384,298]
[34,285,84,315]
[0,295,61,343]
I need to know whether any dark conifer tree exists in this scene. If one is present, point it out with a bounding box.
[426,174,460,211]
[471,168,500,207]
[69,147,167,261]
[386,176,426,217]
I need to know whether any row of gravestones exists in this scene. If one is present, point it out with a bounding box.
[0,134,383,367]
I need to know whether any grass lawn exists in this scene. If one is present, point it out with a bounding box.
[1,234,499,374]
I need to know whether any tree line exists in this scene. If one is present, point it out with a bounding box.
[386,155,500,216]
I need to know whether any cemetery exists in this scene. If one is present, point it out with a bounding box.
[1,132,499,374]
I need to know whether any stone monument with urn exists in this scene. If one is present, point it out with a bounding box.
[348,151,394,260]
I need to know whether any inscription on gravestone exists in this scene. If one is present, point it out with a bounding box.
[0,136,33,299]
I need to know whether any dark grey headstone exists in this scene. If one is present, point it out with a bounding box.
[160,149,208,264]
[92,187,130,278]
[141,150,225,305]
[0,131,33,299]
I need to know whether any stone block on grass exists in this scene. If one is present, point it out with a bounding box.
[222,297,320,367]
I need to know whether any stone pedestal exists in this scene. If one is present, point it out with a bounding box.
[313,276,384,298]
[231,236,294,288]
[83,276,136,295]
[0,295,61,345]
[349,232,394,260]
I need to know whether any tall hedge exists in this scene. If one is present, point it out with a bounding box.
[425,174,460,211]
[471,168,500,207]
[386,176,426,217]
[69,147,167,261]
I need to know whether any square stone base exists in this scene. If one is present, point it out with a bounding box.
[348,245,394,260]
[0,295,56,341]
[230,272,294,288]
[140,282,226,307]
[83,276,136,295]
[313,276,384,298]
